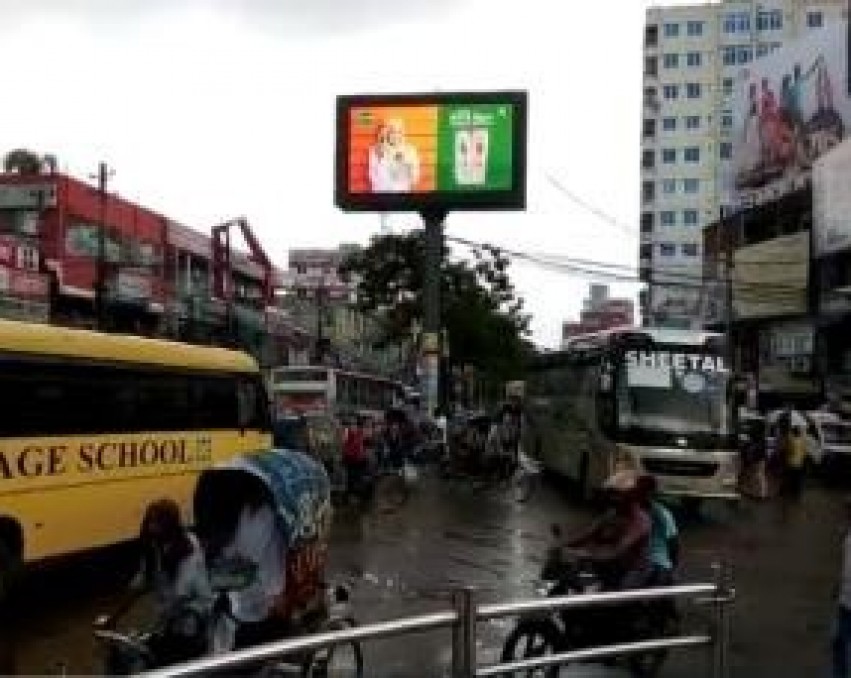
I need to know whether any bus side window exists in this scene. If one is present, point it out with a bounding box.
[195,377,239,430]
[238,378,271,431]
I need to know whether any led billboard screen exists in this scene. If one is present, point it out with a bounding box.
[335,91,527,212]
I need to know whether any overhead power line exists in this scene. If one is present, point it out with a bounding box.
[544,173,637,239]
[445,234,811,295]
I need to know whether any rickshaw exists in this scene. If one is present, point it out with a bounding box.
[95,449,363,677]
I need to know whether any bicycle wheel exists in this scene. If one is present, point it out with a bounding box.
[373,472,408,513]
[500,619,561,678]
[302,619,364,678]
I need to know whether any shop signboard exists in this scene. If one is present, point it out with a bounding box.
[0,265,48,299]
[335,91,528,212]
[814,137,851,256]
[733,231,809,319]
[0,182,57,209]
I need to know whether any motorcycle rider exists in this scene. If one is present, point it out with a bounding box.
[636,473,680,584]
[563,470,654,591]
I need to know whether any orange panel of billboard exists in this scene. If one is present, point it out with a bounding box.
[348,106,439,194]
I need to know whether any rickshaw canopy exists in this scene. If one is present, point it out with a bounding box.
[193,448,332,551]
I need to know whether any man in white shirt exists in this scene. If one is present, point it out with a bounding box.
[212,501,286,652]
[833,499,851,678]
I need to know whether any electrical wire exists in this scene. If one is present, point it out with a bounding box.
[446,234,810,295]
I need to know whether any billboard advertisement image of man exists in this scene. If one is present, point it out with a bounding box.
[368,118,421,193]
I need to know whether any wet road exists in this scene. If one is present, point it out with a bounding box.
[8,473,848,677]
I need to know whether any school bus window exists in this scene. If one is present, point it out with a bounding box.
[194,376,239,429]
[238,378,268,430]
[136,374,192,432]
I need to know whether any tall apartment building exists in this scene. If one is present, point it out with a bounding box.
[640,0,847,328]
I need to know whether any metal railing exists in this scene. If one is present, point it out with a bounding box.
[143,565,734,678]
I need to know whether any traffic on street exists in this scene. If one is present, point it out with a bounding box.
[6,0,851,676]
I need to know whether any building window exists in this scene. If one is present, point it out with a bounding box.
[645,56,659,76]
[663,178,677,194]
[686,83,702,98]
[682,243,700,257]
[642,149,656,169]
[720,141,733,159]
[683,178,700,193]
[737,46,752,64]
[756,9,782,31]
[661,211,676,226]
[770,9,783,30]
[640,244,653,259]
[663,53,679,69]
[722,46,737,65]
[683,209,699,225]
[723,12,751,33]
[660,243,677,257]
[721,112,733,130]
[663,84,679,99]
[641,213,655,233]
[662,148,677,164]
[686,115,701,130]
[664,23,680,38]
[645,24,659,46]
[687,51,702,67]
[17,245,38,271]
[687,20,704,36]
[807,11,823,28]
[643,118,656,138]
[684,147,700,163]
[722,77,734,96]
[662,117,677,131]
[642,181,656,203]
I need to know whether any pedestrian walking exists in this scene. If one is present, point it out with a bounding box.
[783,425,807,500]
[832,499,851,678]
[342,416,368,497]
[740,417,768,499]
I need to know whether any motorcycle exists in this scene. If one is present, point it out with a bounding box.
[500,525,678,678]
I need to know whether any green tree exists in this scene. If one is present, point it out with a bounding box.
[341,231,531,381]
[3,148,43,175]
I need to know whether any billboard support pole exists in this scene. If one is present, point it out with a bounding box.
[422,209,447,416]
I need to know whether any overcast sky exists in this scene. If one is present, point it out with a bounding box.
[0,0,697,347]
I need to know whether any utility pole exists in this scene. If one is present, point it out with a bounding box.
[422,210,446,416]
[93,162,113,331]
[725,217,735,373]
[314,278,326,365]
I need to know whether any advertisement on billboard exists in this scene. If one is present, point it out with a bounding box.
[335,92,527,212]
[733,231,809,319]
[733,21,850,206]
[814,137,851,256]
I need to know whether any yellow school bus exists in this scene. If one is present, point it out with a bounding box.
[0,319,272,583]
